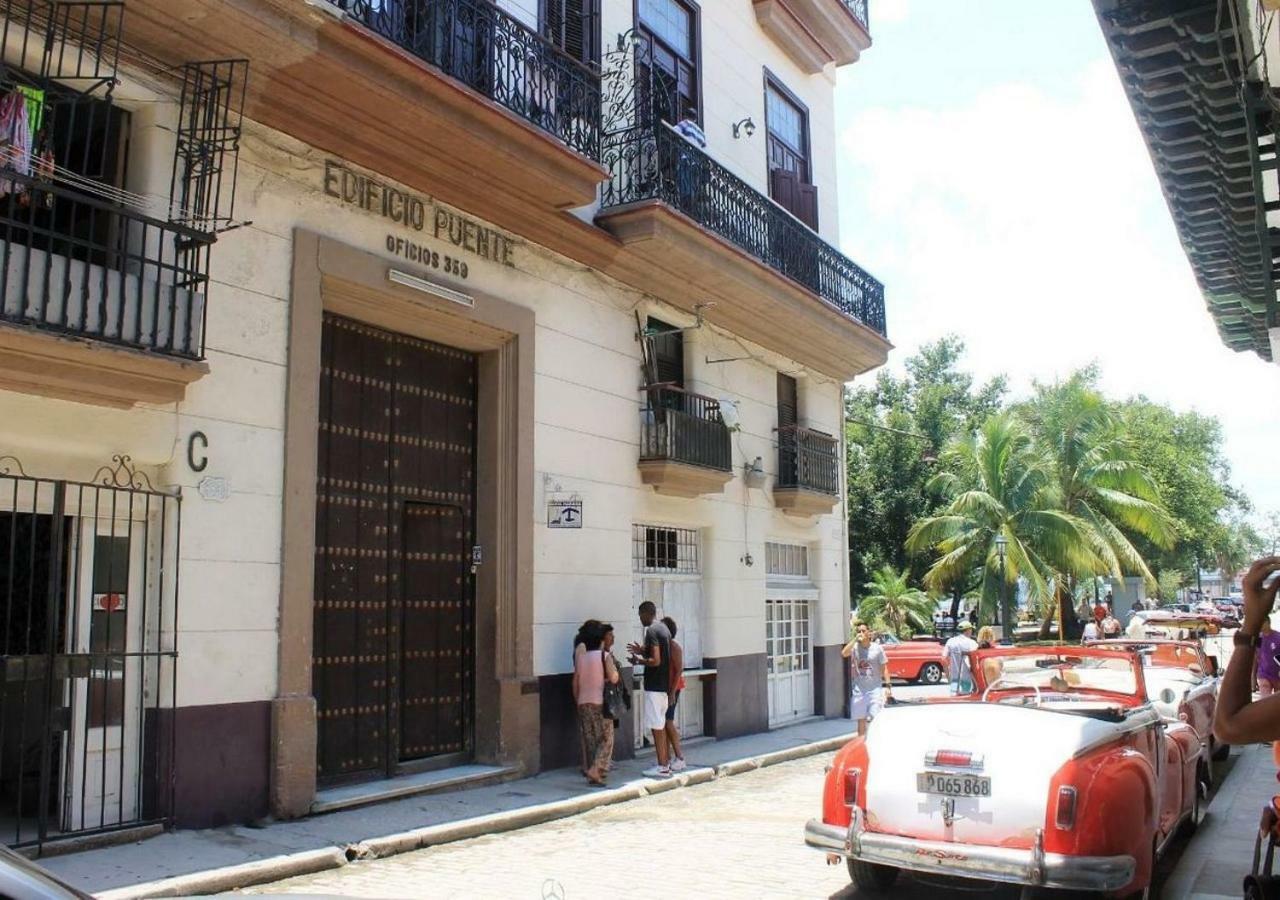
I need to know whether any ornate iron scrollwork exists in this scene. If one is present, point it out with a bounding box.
[0,454,27,476]
[92,454,158,492]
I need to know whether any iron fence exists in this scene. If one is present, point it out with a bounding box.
[336,0,602,160]
[0,456,179,852]
[640,384,732,472]
[601,123,886,337]
[777,425,839,495]
[844,0,868,29]
[0,171,213,358]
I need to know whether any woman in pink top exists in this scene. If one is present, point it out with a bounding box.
[573,622,619,785]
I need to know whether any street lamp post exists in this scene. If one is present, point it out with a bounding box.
[994,534,1008,640]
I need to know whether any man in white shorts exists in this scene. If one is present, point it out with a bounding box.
[628,601,674,777]
[841,621,891,736]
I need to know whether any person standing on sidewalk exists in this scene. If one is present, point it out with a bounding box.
[572,623,618,786]
[627,602,673,778]
[944,621,978,694]
[1256,616,1280,696]
[841,621,890,737]
[661,616,687,772]
[1214,557,1280,744]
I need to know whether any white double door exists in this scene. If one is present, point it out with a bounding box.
[766,597,813,726]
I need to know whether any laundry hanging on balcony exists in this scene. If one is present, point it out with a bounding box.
[0,88,31,197]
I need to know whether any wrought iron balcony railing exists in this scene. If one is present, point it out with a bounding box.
[640,384,732,472]
[777,425,840,495]
[601,123,885,337]
[844,0,869,30]
[0,171,213,359]
[337,0,602,161]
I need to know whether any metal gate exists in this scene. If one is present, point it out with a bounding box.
[313,314,476,782]
[0,455,179,851]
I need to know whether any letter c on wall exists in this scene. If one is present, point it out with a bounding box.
[188,431,209,473]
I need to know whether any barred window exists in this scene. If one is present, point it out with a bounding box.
[633,524,699,573]
[766,542,808,577]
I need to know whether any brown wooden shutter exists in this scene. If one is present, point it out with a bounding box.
[777,373,798,428]
[796,181,819,231]
[648,317,684,387]
[770,168,799,219]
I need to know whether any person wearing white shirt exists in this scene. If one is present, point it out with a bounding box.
[943,622,979,694]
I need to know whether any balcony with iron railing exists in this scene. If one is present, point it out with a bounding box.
[335,0,602,161]
[599,122,886,354]
[774,425,840,515]
[754,0,871,73]
[0,170,213,407]
[638,384,734,497]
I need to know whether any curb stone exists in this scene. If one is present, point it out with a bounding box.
[94,848,348,900]
[92,731,853,898]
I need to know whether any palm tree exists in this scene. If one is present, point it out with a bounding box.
[1019,374,1176,588]
[907,413,1109,626]
[857,566,934,638]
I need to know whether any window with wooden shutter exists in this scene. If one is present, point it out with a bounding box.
[777,373,798,428]
[637,0,700,126]
[648,316,684,387]
[765,74,817,230]
[540,0,600,66]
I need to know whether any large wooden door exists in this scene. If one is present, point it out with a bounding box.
[313,314,477,782]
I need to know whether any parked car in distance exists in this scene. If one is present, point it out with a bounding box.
[874,633,945,685]
[1087,638,1227,775]
[0,844,92,899]
[805,645,1203,896]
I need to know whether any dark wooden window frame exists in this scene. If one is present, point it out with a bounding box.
[763,69,817,230]
[632,0,704,127]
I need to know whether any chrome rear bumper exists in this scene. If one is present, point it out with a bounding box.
[804,816,1135,892]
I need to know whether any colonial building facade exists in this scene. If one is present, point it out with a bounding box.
[0,0,886,849]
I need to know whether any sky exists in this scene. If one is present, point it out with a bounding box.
[832,0,1280,520]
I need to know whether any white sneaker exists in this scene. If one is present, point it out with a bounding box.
[643,765,672,778]
[670,757,687,772]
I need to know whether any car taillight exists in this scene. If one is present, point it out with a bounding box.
[1055,786,1077,830]
[843,768,862,806]
[931,750,974,768]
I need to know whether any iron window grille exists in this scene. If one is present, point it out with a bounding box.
[0,2,249,361]
[334,0,603,161]
[0,454,180,852]
[632,523,699,574]
[765,542,808,578]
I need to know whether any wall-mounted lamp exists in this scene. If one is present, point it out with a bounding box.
[741,552,755,567]
[744,455,766,489]
[732,117,756,139]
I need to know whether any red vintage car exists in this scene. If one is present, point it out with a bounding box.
[805,645,1202,896]
[875,633,945,685]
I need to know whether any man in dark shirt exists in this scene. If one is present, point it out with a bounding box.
[628,601,673,777]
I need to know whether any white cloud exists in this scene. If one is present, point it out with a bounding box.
[839,59,1280,515]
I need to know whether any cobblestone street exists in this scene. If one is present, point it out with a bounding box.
[244,753,871,900]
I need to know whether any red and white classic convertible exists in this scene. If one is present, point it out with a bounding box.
[804,645,1202,897]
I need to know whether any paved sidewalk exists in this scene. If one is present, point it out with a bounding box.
[1166,741,1276,900]
[41,716,855,898]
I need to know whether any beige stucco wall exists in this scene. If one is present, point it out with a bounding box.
[0,20,851,716]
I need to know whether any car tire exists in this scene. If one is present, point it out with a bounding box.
[1212,738,1230,762]
[918,663,943,685]
[846,859,899,892]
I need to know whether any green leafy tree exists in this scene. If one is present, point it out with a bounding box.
[856,566,935,638]
[1116,398,1247,575]
[1155,569,1184,603]
[1018,370,1176,589]
[907,414,1108,625]
[846,337,1005,598]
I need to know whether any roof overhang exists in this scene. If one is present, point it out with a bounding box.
[1094,0,1278,361]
